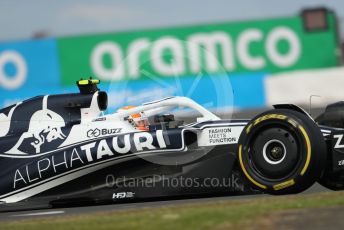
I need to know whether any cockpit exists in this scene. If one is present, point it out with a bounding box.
[113,97,220,132]
[119,106,183,131]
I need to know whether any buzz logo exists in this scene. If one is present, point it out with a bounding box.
[87,128,101,138]
[87,128,122,138]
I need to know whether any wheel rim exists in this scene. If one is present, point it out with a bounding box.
[246,126,303,181]
[262,139,286,165]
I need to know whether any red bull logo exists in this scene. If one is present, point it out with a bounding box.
[6,96,67,155]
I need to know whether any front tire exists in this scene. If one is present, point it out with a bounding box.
[238,109,326,194]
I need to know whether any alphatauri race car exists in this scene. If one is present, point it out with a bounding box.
[0,79,343,210]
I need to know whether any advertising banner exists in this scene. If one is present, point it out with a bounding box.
[0,39,63,107]
[0,12,339,110]
[58,13,338,85]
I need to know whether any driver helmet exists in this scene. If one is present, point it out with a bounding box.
[118,106,150,131]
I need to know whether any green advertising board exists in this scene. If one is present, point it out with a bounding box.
[58,12,338,85]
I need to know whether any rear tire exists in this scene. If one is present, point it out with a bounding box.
[318,171,344,191]
[238,109,326,194]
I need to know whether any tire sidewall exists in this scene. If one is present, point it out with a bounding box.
[238,109,326,194]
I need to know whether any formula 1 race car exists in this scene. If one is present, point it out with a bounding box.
[0,79,343,209]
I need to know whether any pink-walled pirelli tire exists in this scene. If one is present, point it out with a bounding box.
[238,109,326,195]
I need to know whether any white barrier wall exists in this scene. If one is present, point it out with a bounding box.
[264,67,344,107]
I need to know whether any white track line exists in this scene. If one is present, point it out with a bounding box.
[11,210,65,217]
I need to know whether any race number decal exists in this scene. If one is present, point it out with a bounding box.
[197,126,244,147]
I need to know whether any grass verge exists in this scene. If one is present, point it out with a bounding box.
[1,191,344,230]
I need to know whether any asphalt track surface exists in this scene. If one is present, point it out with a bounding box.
[0,183,329,222]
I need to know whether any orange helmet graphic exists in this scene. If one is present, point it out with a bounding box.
[118,106,149,131]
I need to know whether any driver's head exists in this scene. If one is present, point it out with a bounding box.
[130,112,149,131]
[118,106,149,131]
